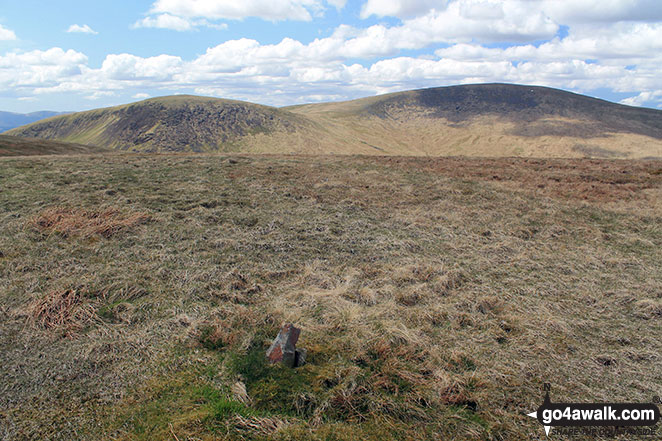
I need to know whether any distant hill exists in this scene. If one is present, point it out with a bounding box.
[287,84,662,158]
[0,135,109,156]
[0,111,67,132]
[326,83,662,137]
[6,95,317,153]
[7,84,662,158]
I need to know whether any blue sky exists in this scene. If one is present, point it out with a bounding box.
[1,0,662,113]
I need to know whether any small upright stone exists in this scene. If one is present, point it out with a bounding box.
[266,323,301,368]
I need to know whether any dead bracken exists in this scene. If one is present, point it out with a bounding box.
[28,206,150,239]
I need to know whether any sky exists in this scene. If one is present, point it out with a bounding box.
[1,0,662,113]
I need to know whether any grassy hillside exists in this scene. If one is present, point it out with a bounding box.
[7,84,662,158]
[305,84,662,137]
[0,135,109,156]
[288,84,662,159]
[1,153,660,440]
[6,96,316,153]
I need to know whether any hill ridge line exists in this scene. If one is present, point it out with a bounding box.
[6,83,662,158]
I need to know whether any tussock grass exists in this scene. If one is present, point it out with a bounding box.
[0,154,660,440]
[28,206,150,239]
[25,288,98,337]
[230,414,288,437]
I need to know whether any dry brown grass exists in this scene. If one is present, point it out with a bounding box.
[230,414,288,437]
[0,134,109,157]
[380,156,661,202]
[1,153,660,441]
[25,289,98,337]
[28,206,150,239]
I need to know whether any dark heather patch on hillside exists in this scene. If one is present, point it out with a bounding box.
[10,100,306,152]
[107,102,293,152]
[365,84,662,139]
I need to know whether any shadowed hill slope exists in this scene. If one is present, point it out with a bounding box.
[8,84,662,158]
[0,135,109,156]
[289,84,662,158]
[7,96,317,153]
[358,84,662,139]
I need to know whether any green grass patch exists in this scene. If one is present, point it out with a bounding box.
[228,342,319,417]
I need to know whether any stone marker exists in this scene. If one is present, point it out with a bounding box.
[266,323,306,368]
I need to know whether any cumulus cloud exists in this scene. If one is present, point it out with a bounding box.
[431,22,662,98]
[101,53,183,81]
[135,0,340,31]
[540,0,662,24]
[435,23,662,63]
[4,34,657,107]
[361,0,447,19]
[133,14,194,31]
[361,0,662,23]
[135,0,347,32]
[67,24,98,34]
[0,24,17,40]
[133,13,230,31]
[149,0,327,22]
[86,91,115,100]
[4,0,662,109]
[0,48,88,93]
[326,0,347,9]
[620,90,662,107]
[354,1,561,53]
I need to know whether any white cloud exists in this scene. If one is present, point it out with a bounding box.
[361,0,447,19]
[133,14,229,31]
[101,53,183,81]
[436,23,662,63]
[66,24,98,34]
[326,0,347,9]
[86,91,115,100]
[0,48,88,93]
[133,93,151,99]
[540,0,662,24]
[3,35,661,107]
[4,1,662,109]
[620,90,662,107]
[133,14,195,31]
[149,0,324,22]
[406,1,558,43]
[136,0,345,31]
[361,0,662,23]
[0,24,17,40]
[352,1,561,52]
